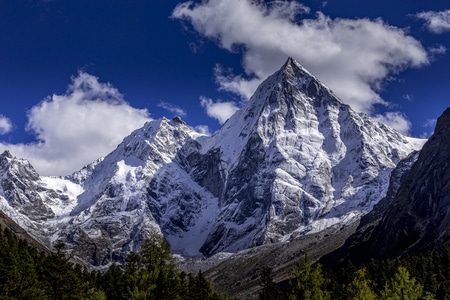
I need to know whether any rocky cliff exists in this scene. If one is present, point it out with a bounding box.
[323,107,450,265]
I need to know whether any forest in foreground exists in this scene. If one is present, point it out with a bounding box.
[1,225,450,300]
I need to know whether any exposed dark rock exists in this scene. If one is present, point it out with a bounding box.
[323,107,450,266]
[0,152,55,221]
[369,107,450,259]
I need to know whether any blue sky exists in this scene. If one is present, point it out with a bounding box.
[0,0,449,175]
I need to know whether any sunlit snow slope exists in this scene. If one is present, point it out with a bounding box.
[0,58,425,266]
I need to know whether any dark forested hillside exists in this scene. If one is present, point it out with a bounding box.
[0,226,225,299]
[258,249,450,300]
[3,214,450,299]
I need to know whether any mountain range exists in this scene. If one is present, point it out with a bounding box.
[0,57,429,271]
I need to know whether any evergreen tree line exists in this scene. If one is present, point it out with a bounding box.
[3,222,450,300]
[0,226,225,299]
[259,249,450,300]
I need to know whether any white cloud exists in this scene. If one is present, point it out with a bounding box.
[416,10,450,34]
[428,44,447,56]
[173,0,429,130]
[424,118,437,128]
[0,72,151,176]
[194,125,211,135]
[200,96,239,124]
[374,112,412,135]
[158,100,187,117]
[214,64,262,100]
[0,115,13,135]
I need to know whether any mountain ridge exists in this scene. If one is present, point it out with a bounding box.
[368,107,450,259]
[0,58,425,267]
[321,107,450,268]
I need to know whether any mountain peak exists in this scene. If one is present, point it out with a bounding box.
[0,58,427,266]
[171,116,186,125]
[282,57,307,72]
[1,150,13,159]
[266,56,337,105]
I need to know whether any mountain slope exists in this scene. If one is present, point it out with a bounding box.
[197,57,424,255]
[0,58,425,267]
[320,150,421,266]
[322,107,450,266]
[367,107,450,259]
[59,117,218,264]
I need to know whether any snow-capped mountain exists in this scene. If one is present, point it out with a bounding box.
[0,58,425,267]
[195,57,424,255]
[322,107,450,266]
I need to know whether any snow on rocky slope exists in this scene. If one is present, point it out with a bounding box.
[197,57,424,254]
[0,58,425,267]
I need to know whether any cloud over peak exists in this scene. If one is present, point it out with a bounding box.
[173,0,429,131]
[200,96,239,124]
[0,72,151,176]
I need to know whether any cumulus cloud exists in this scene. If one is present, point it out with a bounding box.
[0,115,13,135]
[158,101,187,117]
[0,72,151,176]
[173,0,429,130]
[194,125,211,135]
[416,10,450,34]
[214,64,262,100]
[374,112,412,135]
[200,96,239,124]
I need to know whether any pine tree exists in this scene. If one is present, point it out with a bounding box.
[366,258,396,293]
[0,226,46,299]
[185,270,224,300]
[381,266,423,300]
[436,247,450,299]
[259,267,281,300]
[41,240,86,300]
[117,234,183,299]
[346,268,377,300]
[138,234,182,299]
[100,264,128,299]
[288,254,331,300]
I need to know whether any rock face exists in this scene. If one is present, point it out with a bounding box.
[322,107,450,266]
[0,150,53,221]
[366,107,450,259]
[195,57,423,255]
[321,150,421,266]
[0,58,425,267]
